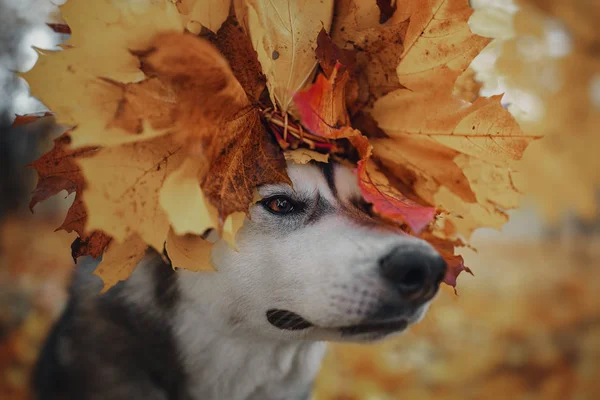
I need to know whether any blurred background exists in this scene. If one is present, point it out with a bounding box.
[0,0,598,399]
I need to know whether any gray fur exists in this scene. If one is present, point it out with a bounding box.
[33,162,445,400]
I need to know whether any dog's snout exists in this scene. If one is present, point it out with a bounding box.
[379,247,447,298]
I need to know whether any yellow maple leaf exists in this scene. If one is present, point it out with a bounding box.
[391,0,491,92]
[24,0,184,147]
[78,135,184,251]
[471,0,600,220]
[160,158,219,236]
[165,230,214,272]
[94,234,148,293]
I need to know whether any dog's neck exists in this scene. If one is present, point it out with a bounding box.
[177,307,326,400]
[175,273,327,400]
[123,264,327,400]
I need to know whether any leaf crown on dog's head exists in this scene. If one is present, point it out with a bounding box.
[18,0,535,292]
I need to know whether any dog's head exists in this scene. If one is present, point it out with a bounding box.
[184,162,446,342]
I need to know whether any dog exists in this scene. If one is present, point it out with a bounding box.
[32,161,447,400]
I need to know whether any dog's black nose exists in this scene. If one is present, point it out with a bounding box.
[379,247,447,298]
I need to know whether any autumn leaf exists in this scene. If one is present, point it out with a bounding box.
[23,0,185,147]
[165,230,214,272]
[357,159,436,234]
[371,89,534,167]
[11,113,53,127]
[331,0,410,108]
[293,31,436,236]
[174,0,231,33]
[211,16,267,101]
[470,0,600,220]
[200,110,290,219]
[390,0,491,92]
[284,149,330,165]
[28,134,111,259]
[419,231,470,288]
[160,158,219,236]
[315,28,357,77]
[77,134,184,252]
[293,64,353,139]
[236,0,335,112]
[94,234,148,293]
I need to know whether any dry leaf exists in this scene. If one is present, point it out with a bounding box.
[293,65,352,138]
[471,0,600,220]
[331,1,410,108]
[130,33,290,220]
[165,230,214,272]
[23,0,184,147]
[28,134,111,258]
[237,0,335,112]
[371,89,534,167]
[199,108,290,219]
[159,158,219,236]
[419,230,470,287]
[94,234,147,293]
[174,0,231,33]
[391,0,491,92]
[357,159,436,234]
[211,16,267,101]
[284,149,330,164]
[78,135,184,251]
[221,212,247,250]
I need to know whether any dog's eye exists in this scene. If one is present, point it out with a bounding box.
[263,196,296,214]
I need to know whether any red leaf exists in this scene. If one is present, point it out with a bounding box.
[11,112,53,127]
[420,231,472,288]
[357,159,436,234]
[47,23,71,35]
[293,64,352,139]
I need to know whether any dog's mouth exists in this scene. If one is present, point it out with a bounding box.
[266,309,408,336]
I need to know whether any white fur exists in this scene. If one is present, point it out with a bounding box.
[123,162,441,400]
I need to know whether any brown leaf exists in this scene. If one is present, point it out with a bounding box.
[78,135,185,251]
[331,0,410,107]
[70,232,112,261]
[28,134,111,258]
[110,33,291,221]
[315,29,357,77]
[284,149,330,165]
[200,109,290,219]
[212,16,267,101]
[376,0,397,24]
[315,29,362,114]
